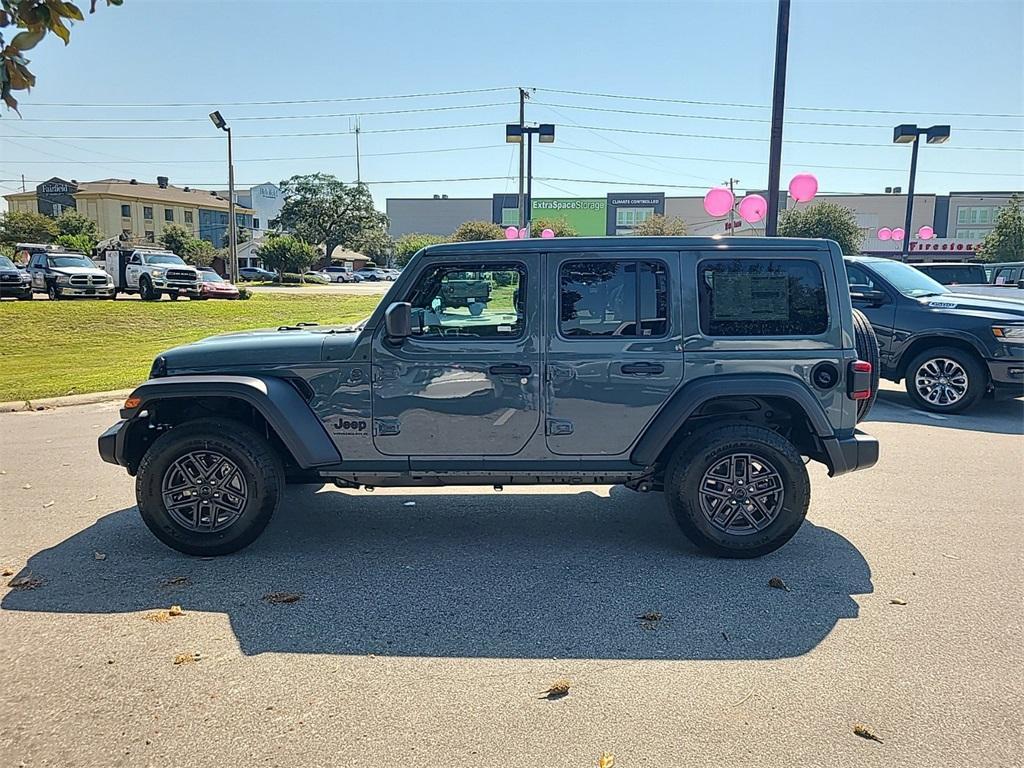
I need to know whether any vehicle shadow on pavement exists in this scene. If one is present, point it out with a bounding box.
[3,486,872,661]
[869,390,1024,435]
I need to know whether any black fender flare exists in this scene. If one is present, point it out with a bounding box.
[630,374,834,466]
[891,330,989,378]
[123,375,340,468]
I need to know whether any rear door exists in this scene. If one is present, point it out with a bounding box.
[544,251,682,456]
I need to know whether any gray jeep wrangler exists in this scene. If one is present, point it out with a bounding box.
[99,237,879,558]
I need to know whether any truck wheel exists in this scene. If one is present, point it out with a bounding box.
[135,418,284,556]
[904,346,986,414]
[140,276,159,301]
[46,283,61,300]
[852,308,880,423]
[664,424,810,558]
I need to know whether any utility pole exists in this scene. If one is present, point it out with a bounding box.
[764,0,791,237]
[725,178,738,235]
[518,87,528,229]
[21,174,26,192]
[227,126,237,284]
[354,117,362,184]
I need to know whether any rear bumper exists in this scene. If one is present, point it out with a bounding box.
[822,430,879,478]
[98,420,129,467]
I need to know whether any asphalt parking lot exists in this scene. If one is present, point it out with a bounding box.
[1,382,1021,767]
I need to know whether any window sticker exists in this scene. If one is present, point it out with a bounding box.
[712,273,790,322]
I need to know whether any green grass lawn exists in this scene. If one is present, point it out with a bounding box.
[0,294,382,402]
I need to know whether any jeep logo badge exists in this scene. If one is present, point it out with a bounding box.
[331,417,367,434]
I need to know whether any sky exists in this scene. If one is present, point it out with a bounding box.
[1,0,1022,213]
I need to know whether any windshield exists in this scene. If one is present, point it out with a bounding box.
[869,260,949,298]
[144,253,186,265]
[48,255,97,269]
[201,272,224,282]
[0,256,14,269]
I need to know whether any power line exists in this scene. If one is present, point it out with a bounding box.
[0,122,504,140]
[538,87,1024,119]
[23,86,516,108]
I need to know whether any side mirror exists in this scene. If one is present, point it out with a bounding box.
[384,301,412,342]
[850,288,887,306]
[1016,279,1024,290]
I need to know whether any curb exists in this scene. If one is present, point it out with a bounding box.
[0,389,132,414]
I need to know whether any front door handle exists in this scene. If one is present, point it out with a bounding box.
[489,363,532,376]
[621,362,664,376]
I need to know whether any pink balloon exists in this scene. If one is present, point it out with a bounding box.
[541,228,555,239]
[504,226,519,240]
[519,228,528,239]
[891,227,905,241]
[877,227,892,241]
[703,187,735,218]
[918,225,934,240]
[737,194,768,224]
[788,173,818,203]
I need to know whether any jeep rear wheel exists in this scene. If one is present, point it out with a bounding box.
[135,418,283,556]
[664,424,810,558]
[905,346,986,414]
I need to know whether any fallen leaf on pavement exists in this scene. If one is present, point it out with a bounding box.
[144,605,185,622]
[853,723,883,743]
[598,753,615,768]
[94,552,107,561]
[768,576,790,592]
[941,553,960,560]
[638,611,662,622]
[22,484,31,489]
[539,678,572,699]
[168,605,184,616]
[7,574,44,591]
[173,652,202,665]
[1,567,14,577]
[889,598,907,606]
[263,592,302,605]
[87,495,98,502]
[160,576,191,588]
[42,501,54,508]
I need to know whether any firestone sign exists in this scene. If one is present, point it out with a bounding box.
[910,239,980,255]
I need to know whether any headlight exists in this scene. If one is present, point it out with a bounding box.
[56,274,71,284]
[20,273,30,283]
[992,324,1024,344]
[151,268,165,278]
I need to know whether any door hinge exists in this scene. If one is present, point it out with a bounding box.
[546,418,574,436]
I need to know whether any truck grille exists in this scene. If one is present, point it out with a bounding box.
[69,275,108,286]
[0,274,19,282]
[166,269,197,282]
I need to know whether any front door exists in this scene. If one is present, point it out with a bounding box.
[545,252,683,456]
[126,254,143,288]
[846,262,897,367]
[29,254,47,290]
[370,255,541,458]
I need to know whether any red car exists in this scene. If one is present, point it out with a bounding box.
[197,270,240,300]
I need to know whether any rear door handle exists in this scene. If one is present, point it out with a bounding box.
[621,362,664,376]
[489,363,532,376]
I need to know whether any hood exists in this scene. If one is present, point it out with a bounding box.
[51,265,106,277]
[915,293,1024,322]
[161,325,362,370]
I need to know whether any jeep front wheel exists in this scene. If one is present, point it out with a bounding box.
[904,346,986,414]
[135,418,284,556]
[664,424,810,558]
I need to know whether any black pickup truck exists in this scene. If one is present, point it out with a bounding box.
[846,256,1024,413]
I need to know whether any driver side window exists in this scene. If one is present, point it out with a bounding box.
[846,264,876,289]
[405,263,526,340]
[129,254,142,265]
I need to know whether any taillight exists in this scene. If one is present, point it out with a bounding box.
[848,360,872,401]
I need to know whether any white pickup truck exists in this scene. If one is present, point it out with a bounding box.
[102,247,201,301]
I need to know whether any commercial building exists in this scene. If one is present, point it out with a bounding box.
[4,176,255,247]
[387,189,1021,260]
[218,182,284,235]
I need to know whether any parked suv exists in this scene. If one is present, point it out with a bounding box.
[846,256,1024,413]
[0,255,32,300]
[99,237,878,559]
[27,250,114,300]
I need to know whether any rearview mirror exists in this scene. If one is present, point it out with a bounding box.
[384,302,412,342]
[850,288,887,306]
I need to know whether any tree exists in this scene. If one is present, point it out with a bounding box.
[530,217,578,238]
[159,223,216,267]
[1,0,123,111]
[273,174,389,260]
[55,233,94,253]
[777,202,862,255]
[257,234,317,280]
[631,214,687,236]
[54,210,100,251]
[451,220,504,242]
[395,233,446,267]
[976,194,1023,263]
[352,225,394,265]
[0,209,56,245]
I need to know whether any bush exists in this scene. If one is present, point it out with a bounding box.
[530,217,577,238]
[631,214,687,236]
[236,287,252,300]
[395,233,446,266]
[451,221,504,242]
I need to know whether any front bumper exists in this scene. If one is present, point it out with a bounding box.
[0,282,31,297]
[153,279,200,294]
[822,429,879,478]
[98,420,129,467]
[59,286,115,297]
[986,360,1024,394]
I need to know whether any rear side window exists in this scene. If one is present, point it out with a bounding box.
[699,258,827,337]
[559,260,668,338]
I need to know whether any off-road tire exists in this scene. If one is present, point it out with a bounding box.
[852,308,880,423]
[46,283,61,300]
[136,418,284,556]
[139,276,159,301]
[664,424,810,558]
[904,346,986,414]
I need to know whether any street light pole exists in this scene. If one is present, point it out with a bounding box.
[518,88,528,230]
[900,137,920,260]
[525,130,534,237]
[764,0,791,237]
[893,123,950,260]
[505,122,554,237]
[210,110,238,282]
